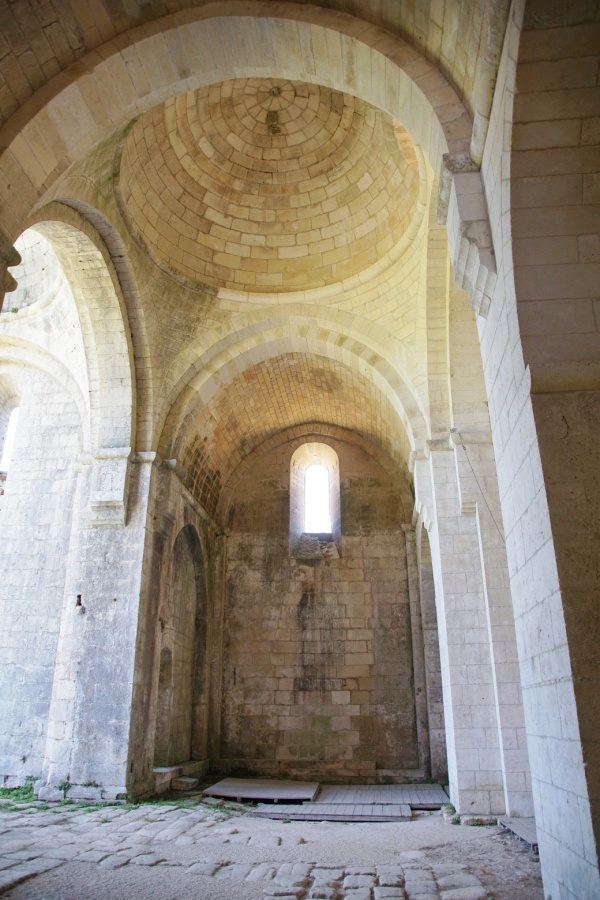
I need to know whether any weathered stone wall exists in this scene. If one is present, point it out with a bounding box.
[0,367,80,782]
[127,464,219,797]
[221,436,420,781]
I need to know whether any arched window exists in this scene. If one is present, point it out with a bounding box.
[290,442,341,557]
[304,464,332,532]
[0,406,19,473]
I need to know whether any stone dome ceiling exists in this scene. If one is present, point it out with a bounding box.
[119,78,420,293]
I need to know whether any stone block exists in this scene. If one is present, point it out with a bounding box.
[68,785,103,801]
[374,889,406,899]
[460,815,497,826]
[439,887,486,900]
[377,866,405,886]
[36,785,65,802]
[153,766,181,794]
[170,776,199,791]
[343,874,376,889]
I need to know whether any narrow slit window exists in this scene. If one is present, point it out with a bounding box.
[305,463,331,533]
[0,407,19,472]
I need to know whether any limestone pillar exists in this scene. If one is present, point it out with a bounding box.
[404,525,431,776]
[415,435,533,817]
[452,432,533,817]
[40,452,153,800]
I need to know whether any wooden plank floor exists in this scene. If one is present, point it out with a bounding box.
[202,779,448,820]
[252,802,412,822]
[498,817,538,852]
[202,777,319,802]
[315,783,448,809]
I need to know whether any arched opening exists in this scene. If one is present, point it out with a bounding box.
[154,525,208,768]
[290,442,341,557]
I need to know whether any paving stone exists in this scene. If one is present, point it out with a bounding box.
[344,874,376,889]
[149,825,192,841]
[74,849,110,862]
[309,887,338,899]
[98,852,134,869]
[2,850,38,861]
[312,866,345,884]
[37,844,83,860]
[275,862,313,887]
[129,853,165,866]
[245,863,278,881]
[174,834,194,846]
[403,871,435,882]
[439,888,487,900]
[341,890,372,900]
[430,866,462,877]
[436,874,481,890]
[0,857,64,892]
[214,862,254,880]
[374,889,406,899]
[0,858,20,871]
[377,866,405,886]
[404,882,438,897]
[187,861,222,876]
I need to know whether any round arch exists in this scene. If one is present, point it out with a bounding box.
[15,208,137,454]
[159,320,429,466]
[0,345,89,448]
[154,522,209,766]
[0,1,494,319]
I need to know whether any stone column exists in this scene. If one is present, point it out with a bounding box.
[207,532,227,765]
[452,431,533,817]
[415,442,505,816]
[404,525,431,775]
[40,452,153,801]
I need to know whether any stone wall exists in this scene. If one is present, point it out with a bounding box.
[220,436,423,781]
[128,464,219,798]
[0,368,80,782]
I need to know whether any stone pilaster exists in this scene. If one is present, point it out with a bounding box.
[415,442,505,815]
[40,453,154,800]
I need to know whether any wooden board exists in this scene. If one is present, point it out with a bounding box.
[202,777,319,802]
[315,783,449,809]
[252,802,412,822]
[498,817,538,853]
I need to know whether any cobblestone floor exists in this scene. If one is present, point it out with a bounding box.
[0,799,542,899]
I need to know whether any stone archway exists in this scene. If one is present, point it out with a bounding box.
[155,524,208,767]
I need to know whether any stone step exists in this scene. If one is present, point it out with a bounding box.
[171,776,199,791]
[153,766,182,794]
